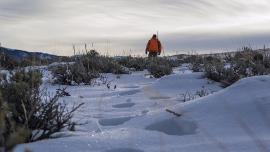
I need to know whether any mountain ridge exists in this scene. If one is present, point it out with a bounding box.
[0,47,59,61]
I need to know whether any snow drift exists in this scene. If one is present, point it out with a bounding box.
[14,72,270,152]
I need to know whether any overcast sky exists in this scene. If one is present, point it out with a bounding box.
[1,0,270,56]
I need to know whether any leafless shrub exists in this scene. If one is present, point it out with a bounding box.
[30,92,84,141]
[180,87,212,102]
[56,87,71,97]
[195,86,211,97]
[0,70,84,150]
[180,91,197,102]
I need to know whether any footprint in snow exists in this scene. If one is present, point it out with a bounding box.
[126,98,132,103]
[118,89,140,96]
[145,118,197,136]
[149,96,171,100]
[105,148,144,152]
[98,117,133,126]
[112,102,136,108]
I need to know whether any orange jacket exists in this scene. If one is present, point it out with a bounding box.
[146,38,162,53]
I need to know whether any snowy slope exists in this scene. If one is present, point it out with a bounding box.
[14,65,270,152]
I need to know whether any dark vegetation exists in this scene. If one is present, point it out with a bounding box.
[188,47,270,87]
[0,70,83,151]
[0,46,269,150]
[116,56,147,71]
[0,47,69,70]
[147,58,173,78]
[2,45,268,87]
[51,50,180,85]
[51,50,128,85]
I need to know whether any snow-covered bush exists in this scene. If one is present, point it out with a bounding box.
[117,56,180,72]
[0,70,83,150]
[188,55,221,72]
[203,48,270,86]
[81,50,128,74]
[203,59,240,87]
[191,62,203,72]
[117,56,147,71]
[185,47,270,87]
[51,50,128,85]
[51,62,100,85]
[164,57,182,68]
[147,58,173,78]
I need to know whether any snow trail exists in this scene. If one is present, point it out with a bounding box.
[14,65,270,152]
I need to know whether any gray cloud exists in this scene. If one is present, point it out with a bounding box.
[0,0,270,56]
[0,0,49,20]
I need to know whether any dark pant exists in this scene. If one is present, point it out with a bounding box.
[148,52,158,58]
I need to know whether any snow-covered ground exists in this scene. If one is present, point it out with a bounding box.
[14,64,270,152]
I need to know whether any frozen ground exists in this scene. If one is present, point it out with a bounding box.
[14,64,270,152]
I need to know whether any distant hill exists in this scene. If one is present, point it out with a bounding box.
[0,47,59,61]
[172,48,270,59]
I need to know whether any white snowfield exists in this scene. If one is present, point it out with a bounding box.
[14,65,270,152]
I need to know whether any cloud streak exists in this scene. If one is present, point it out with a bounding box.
[0,0,270,55]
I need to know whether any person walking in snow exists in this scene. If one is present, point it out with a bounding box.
[145,34,162,58]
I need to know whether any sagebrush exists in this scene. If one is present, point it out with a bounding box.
[189,47,270,87]
[0,70,83,151]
